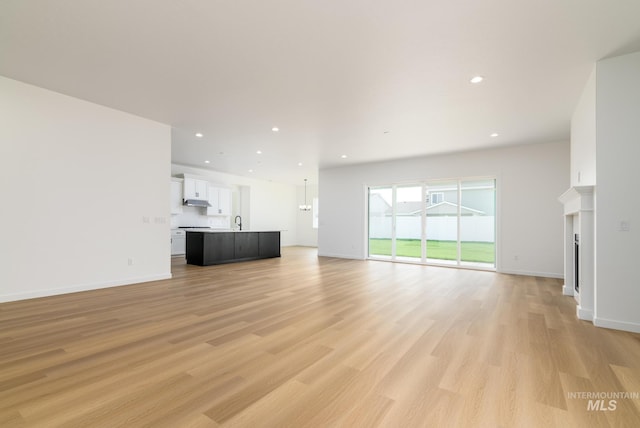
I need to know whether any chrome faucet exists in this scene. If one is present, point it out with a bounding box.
[234,215,242,231]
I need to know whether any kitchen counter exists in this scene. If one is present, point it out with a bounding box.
[185,230,280,266]
[187,228,280,233]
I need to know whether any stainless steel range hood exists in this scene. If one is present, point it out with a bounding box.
[183,199,211,207]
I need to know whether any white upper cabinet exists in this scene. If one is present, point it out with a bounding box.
[207,186,232,216]
[170,179,183,214]
[184,177,208,200]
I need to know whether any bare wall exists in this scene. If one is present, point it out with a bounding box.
[0,76,171,302]
[318,141,569,278]
[571,67,597,187]
[594,51,640,332]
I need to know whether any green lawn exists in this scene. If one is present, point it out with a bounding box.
[369,239,495,264]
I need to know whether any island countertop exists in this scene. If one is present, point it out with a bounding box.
[184,229,282,233]
[185,230,281,265]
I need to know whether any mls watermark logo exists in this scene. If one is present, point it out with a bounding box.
[586,398,617,411]
[567,391,640,411]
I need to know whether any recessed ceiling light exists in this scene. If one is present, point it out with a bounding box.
[470,76,484,84]
[490,132,499,137]
[341,154,348,159]
[298,162,303,166]
[195,133,203,138]
[272,127,279,132]
[204,160,210,164]
[248,169,253,173]
[256,150,262,154]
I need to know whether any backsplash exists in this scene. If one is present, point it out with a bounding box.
[170,206,231,229]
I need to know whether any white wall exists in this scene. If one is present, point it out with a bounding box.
[0,76,171,302]
[594,51,640,332]
[171,164,298,246]
[296,183,318,247]
[570,67,597,187]
[319,141,569,278]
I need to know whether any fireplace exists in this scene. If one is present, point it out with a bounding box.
[558,186,594,321]
[574,233,579,293]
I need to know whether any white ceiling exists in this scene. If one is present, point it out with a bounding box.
[2,1,640,185]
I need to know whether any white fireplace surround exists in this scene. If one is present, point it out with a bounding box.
[558,186,595,321]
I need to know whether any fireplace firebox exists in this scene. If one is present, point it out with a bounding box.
[574,233,579,293]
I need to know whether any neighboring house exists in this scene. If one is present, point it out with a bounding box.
[393,201,422,216]
[370,182,495,217]
[369,193,391,216]
[370,187,495,242]
[390,200,485,216]
[427,185,495,215]
[425,201,485,216]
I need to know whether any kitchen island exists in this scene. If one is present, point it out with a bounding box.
[185,230,280,266]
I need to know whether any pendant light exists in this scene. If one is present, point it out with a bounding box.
[299,179,312,211]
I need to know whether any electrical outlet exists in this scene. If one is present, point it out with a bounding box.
[128,258,134,266]
[619,221,630,232]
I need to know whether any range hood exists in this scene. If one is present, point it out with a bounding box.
[183,199,211,207]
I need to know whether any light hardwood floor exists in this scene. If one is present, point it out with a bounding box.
[1,247,639,427]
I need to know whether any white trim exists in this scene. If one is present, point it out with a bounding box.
[391,186,397,258]
[371,256,496,273]
[494,174,501,273]
[421,185,426,262]
[558,186,594,215]
[577,305,594,321]
[562,284,574,296]
[0,273,172,303]
[559,186,595,327]
[428,191,444,204]
[317,252,366,260]
[498,268,564,279]
[363,184,370,259]
[593,316,640,334]
[456,181,461,264]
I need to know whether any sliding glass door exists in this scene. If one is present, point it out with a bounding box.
[425,181,459,265]
[395,185,423,261]
[368,186,393,259]
[460,179,496,266]
[368,178,496,269]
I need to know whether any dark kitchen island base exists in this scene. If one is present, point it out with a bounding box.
[186,231,281,266]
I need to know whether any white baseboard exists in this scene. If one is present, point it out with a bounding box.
[562,284,574,296]
[315,258,563,278]
[498,268,564,279]
[593,316,640,333]
[317,252,364,260]
[0,273,172,303]
[577,305,594,321]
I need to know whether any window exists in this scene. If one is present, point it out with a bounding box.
[368,187,393,258]
[428,192,444,205]
[367,178,496,268]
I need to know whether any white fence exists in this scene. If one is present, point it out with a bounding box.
[369,216,495,242]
